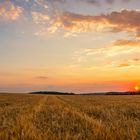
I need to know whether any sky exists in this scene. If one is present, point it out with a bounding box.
[0,0,140,93]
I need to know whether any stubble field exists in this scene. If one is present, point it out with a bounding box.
[0,93,140,140]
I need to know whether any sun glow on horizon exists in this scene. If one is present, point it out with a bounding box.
[134,86,140,91]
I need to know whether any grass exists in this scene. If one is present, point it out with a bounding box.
[0,93,140,139]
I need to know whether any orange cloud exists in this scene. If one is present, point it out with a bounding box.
[113,40,140,47]
[47,10,140,37]
[32,11,49,24]
[0,1,22,20]
[118,63,130,68]
[48,11,108,35]
[73,39,140,68]
[36,76,49,80]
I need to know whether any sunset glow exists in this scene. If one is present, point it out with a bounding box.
[0,0,140,93]
[134,86,140,91]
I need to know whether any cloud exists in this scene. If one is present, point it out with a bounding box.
[74,39,140,68]
[106,0,132,4]
[106,0,115,4]
[113,40,140,47]
[0,1,22,21]
[133,58,139,62]
[46,0,65,2]
[47,10,140,37]
[118,63,130,68]
[51,0,132,6]
[34,0,49,9]
[36,76,49,79]
[81,0,100,6]
[32,11,49,24]
[122,0,132,3]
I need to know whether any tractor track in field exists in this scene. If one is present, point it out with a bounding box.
[55,95,104,128]
[40,95,105,140]
[9,95,48,140]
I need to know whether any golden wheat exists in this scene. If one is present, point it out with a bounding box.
[0,93,140,140]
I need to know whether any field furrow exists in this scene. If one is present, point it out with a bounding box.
[0,94,47,140]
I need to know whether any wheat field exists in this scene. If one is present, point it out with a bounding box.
[0,93,140,140]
